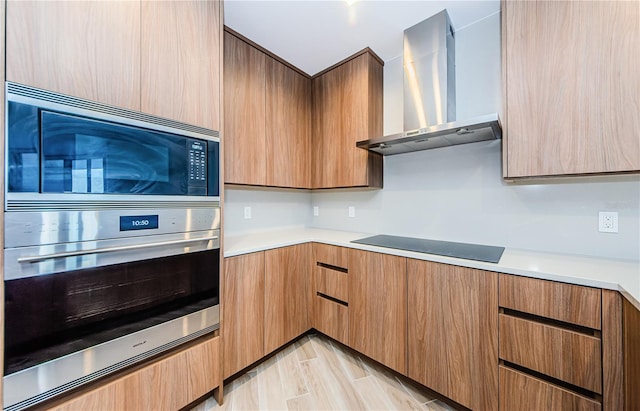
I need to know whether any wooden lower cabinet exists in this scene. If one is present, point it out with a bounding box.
[223,252,265,378]
[49,336,220,411]
[224,245,310,378]
[407,259,498,411]
[499,366,601,411]
[264,244,310,353]
[348,249,406,374]
[220,245,638,411]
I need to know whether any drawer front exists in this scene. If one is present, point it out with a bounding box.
[499,314,602,393]
[315,266,348,302]
[313,243,349,270]
[50,336,220,411]
[499,274,601,329]
[311,294,348,345]
[499,366,601,411]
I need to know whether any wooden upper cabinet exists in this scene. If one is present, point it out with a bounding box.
[6,1,141,110]
[141,0,221,130]
[503,0,640,177]
[223,32,381,189]
[312,50,384,188]
[223,31,268,186]
[224,29,311,188]
[264,244,310,353]
[266,59,312,188]
[407,259,498,411]
[348,249,406,374]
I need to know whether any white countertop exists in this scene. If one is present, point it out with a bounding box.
[225,227,640,310]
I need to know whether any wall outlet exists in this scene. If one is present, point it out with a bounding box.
[244,206,252,219]
[313,206,319,217]
[348,206,355,218]
[598,211,618,233]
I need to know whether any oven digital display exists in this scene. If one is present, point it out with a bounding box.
[119,215,159,231]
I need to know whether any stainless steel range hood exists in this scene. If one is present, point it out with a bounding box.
[357,10,501,156]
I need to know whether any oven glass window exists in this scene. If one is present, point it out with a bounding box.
[4,249,220,376]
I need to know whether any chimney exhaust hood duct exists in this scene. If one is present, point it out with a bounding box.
[357,10,501,156]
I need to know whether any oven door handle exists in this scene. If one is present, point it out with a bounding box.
[16,236,219,264]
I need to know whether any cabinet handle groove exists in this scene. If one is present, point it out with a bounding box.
[316,292,348,307]
[501,308,600,337]
[316,262,348,273]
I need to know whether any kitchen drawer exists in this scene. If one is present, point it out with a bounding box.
[499,314,602,393]
[499,366,601,411]
[315,266,348,302]
[50,336,220,411]
[499,274,601,329]
[311,294,348,345]
[313,243,349,271]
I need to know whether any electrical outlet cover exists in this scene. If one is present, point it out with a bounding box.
[598,211,618,233]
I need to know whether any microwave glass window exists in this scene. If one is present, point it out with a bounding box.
[6,100,219,197]
[40,111,198,195]
[42,132,171,194]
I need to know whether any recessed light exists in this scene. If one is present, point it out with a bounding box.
[346,0,359,6]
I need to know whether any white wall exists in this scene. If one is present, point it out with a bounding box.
[309,141,640,260]
[224,187,311,236]
[226,12,640,261]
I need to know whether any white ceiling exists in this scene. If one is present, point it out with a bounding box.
[224,0,500,76]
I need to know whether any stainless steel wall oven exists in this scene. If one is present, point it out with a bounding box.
[3,83,221,411]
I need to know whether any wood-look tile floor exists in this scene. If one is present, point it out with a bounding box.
[192,333,455,411]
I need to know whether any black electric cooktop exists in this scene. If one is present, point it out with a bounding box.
[352,235,505,264]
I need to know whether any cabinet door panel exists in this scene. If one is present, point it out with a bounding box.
[312,65,343,188]
[407,259,498,411]
[504,1,640,176]
[349,249,406,374]
[312,51,383,188]
[7,1,140,110]
[224,32,267,185]
[223,253,265,378]
[266,59,311,188]
[264,244,310,353]
[141,0,221,129]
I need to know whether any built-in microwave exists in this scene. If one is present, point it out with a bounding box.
[5,82,220,209]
